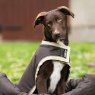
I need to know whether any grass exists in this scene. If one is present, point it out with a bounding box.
[0,42,95,84]
[70,43,95,78]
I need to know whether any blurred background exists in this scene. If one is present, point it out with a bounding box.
[0,0,95,83]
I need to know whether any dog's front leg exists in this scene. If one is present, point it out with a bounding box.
[36,61,53,94]
[57,65,70,95]
[57,79,66,95]
[36,74,48,94]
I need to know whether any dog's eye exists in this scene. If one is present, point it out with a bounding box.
[47,22,52,27]
[57,19,62,23]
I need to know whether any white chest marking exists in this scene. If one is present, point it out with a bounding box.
[48,61,64,93]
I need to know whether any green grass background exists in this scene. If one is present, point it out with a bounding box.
[0,42,95,84]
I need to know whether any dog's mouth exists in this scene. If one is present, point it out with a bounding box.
[53,34,65,42]
[59,38,65,41]
[55,37,65,42]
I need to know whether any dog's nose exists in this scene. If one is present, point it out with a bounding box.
[54,29,61,39]
[54,29,60,36]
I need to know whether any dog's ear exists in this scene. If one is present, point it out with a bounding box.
[34,12,47,28]
[56,6,74,18]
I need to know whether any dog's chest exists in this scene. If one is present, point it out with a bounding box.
[48,60,64,93]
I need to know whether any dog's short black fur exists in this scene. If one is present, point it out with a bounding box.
[34,6,74,94]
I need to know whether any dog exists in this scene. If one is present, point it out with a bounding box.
[17,6,74,95]
[34,6,74,94]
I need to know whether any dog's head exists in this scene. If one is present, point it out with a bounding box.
[34,6,74,43]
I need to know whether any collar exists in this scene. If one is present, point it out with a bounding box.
[41,40,70,63]
[41,40,70,49]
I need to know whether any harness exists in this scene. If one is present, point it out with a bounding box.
[28,40,70,95]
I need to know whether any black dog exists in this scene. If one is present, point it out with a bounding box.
[33,6,74,94]
[18,6,74,95]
